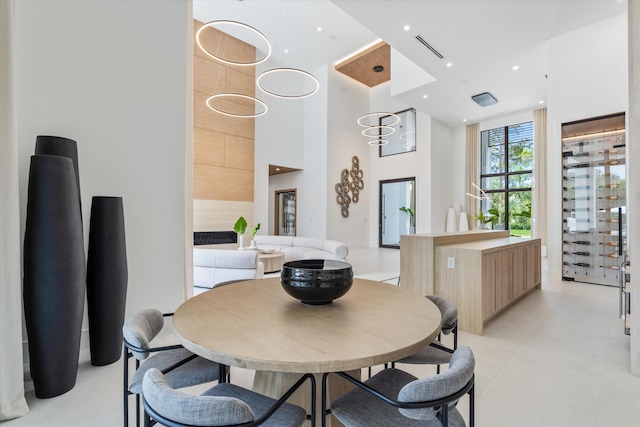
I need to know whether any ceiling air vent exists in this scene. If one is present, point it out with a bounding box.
[415,35,444,59]
[471,92,498,107]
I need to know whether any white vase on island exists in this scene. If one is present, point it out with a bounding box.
[237,235,246,250]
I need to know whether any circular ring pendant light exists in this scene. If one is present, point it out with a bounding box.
[196,20,272,66]
[357,112,400,127]
[206,93,268,118]
[256,68,320,99]
[368,139,389,146]
[361,125,395,137]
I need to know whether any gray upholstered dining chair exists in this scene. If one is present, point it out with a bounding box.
[393,295,459,373]
[325,346,475,427]
[142,368,316,427]
[123,309,225,427]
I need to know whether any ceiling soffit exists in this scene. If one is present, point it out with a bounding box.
[335,41,390,87]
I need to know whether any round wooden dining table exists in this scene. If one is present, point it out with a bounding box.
[173,277,442,426]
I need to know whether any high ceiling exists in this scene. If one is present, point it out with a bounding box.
[193,0,628,128]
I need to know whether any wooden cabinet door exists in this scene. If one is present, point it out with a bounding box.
[510,245,527,301]
[525,241,541,290]
[482,252,503,320]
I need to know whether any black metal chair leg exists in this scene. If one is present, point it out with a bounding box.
[321,373,330,427]
[123,346,129,427]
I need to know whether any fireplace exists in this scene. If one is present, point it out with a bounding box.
[193,231,237,246]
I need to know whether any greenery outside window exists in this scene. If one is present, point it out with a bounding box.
[480,121,533,237]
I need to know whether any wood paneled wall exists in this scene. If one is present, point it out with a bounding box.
[193,20,255,232]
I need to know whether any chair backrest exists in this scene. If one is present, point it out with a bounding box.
[193,249,263,290]
[398,346,474,421]
[142,368,254,427]
[426,295,458,335]
[122,309,164,360]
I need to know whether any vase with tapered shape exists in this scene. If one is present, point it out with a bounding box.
[86,196,128,366]
[23,154,85,398]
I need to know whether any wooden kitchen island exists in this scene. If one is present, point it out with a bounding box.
[400,231,541,335]
[400,230,509,296]
[434,237,541,335]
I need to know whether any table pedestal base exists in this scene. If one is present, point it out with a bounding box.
[253,370,360,427]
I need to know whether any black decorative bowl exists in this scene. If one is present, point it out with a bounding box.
[281,259,353,305]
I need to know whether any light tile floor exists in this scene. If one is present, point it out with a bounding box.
[5,246,640,426]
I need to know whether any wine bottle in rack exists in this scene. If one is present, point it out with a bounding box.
[598,195,621,200]
[600,253,621,258]
[563,240,591,245]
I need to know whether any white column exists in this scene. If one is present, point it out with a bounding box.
[629,1,640,376]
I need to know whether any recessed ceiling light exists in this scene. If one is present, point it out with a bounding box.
[317,27,322,32]
[539,100,545,104]
[463,118,467,122]
[512,65,519,70]
[423,94,428,99]
[404,25,411,31]
[446,62,452,67]
[284,49,289,54]
[276,168,280,171]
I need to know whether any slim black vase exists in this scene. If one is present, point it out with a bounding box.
[86,196,128,366]
[23,155,86,399]
[35,135,82,215]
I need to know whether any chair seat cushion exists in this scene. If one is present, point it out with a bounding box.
[395,340,453,365]
[331,369,465,427]
[204,383,307,427]
[130,347,220,394]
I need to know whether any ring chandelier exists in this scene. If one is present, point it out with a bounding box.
[357,112,399,127]
[256,68,320,99]
[197,20,319,117]
[196,20,271,66]
[358,112,399,146]
[206,93,268,118]
[368,139,389,146]
[361,125,395,137]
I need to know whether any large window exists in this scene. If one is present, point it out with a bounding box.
[480,121,533,236]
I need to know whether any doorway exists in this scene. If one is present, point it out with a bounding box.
[379,178,416,248]
[275,189,296,236]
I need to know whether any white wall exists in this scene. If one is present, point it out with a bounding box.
[546,14,628,272]
[15,0,190,359]
[430,118,455,232]
[255,60,306,236]
[367,83,436,245]
[260,66,331,239]
[326,68,371,245]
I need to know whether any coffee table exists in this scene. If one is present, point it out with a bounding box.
[173,278,441,425]
[257,251,285,273]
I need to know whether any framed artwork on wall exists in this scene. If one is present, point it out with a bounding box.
[379,108,416,157]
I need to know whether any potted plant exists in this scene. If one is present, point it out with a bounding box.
[473,211,496,230]
[233,216,248,250]
[399,207,415,234]
[249,223,260,249]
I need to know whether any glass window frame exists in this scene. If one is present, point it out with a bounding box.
[480,121,533,231]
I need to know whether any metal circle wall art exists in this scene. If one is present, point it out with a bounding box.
[335,156,364,218]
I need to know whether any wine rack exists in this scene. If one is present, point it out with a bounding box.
[561,113,626,286]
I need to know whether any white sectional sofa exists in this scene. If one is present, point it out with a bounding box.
[253,235,348,263]
[192,236,348,294]
[193,248,264,294]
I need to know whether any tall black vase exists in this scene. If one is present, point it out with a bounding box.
[86,196,128,366]
[23,154,86,399]
[34,135,82,216]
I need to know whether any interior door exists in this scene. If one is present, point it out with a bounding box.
[379,178,415,248]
